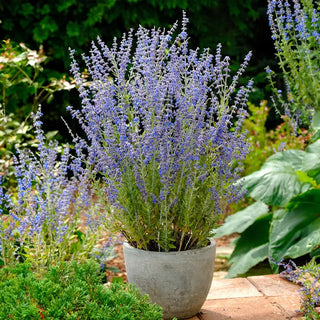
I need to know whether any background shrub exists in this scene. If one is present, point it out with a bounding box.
[1,0,276,125]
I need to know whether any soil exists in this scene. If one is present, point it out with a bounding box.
[105,235,235,283]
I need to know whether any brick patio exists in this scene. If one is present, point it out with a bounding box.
[187,275,305,320]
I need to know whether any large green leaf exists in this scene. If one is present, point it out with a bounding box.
[305,140,320,183]
[241,149,313,206]
[215,201,269,238]
[226,214,272,278]
[269,189,320,263]
[310,246,320,257]
[306,139,320,155]
[311,110,320,131]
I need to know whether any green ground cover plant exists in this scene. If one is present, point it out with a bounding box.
[0,260,163,320]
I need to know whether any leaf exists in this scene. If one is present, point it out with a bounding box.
[241,150,314,206]
[227,243,269,278]
[66,22,80,37]
[215,201,269,238]
[269,190,320,262]
[310,246,320,257]
[296,170,317,187]
[311,110,320,131]
[306,139,320,155]
[310,129,320,142]
[226,214,272,278]
[45,130,58,140]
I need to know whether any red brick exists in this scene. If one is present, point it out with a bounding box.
[199,297,291,320]
[247,275,300,297]
[207,278,262,300]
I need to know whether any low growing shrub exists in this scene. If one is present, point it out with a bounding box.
[0,260,163,320]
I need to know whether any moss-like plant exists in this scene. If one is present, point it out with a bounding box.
[0,260,163,320]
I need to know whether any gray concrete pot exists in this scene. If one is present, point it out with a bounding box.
[123,239,216,320]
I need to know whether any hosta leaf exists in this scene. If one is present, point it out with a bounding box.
[302,141,320,183]
[310,129,320,142]
[227,243,269,278]
[296,171,318,187]
[310,246,320,257]
[311,110,320,131]
[215,201,269,238]
[226,214,272,278]
[269,189,320,262]
[241,150,313,206]
[306,139,320,155]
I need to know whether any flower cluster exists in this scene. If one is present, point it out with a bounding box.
[68,13,253,252]
[279,259,320,319]
[267,0,320,126]
[0,108,113,268]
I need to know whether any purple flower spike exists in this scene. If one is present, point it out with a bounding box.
[68,13,252,252]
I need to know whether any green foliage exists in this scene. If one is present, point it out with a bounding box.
[216,139,320,278]
[242,100,308,176]
[0,260,163,320]
[270,190,320,262]
[0,39,74,190]
[0,110,37,189]
[229,100,308,214]
[0,39,74,118]
[1,0,261,58]
[1,0,273,124]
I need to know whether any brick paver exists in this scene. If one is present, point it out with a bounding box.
[186,274,303,320]
[207,278,262,299]
[247,275,300,297]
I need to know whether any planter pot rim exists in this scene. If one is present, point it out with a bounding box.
[123,238,216,256]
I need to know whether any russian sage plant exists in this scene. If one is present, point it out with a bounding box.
[267,0,320,127]
[0,109,112,269]
[280,259,320,319]
[68,14,253,252]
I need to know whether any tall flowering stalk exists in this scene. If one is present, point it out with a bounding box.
[68,14,253,252]
[0,109,111,269]
[267,0,320,126]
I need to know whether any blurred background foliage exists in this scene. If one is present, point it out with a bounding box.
[1,0,276,134]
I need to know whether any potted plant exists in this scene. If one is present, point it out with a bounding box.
[68,13,252,319]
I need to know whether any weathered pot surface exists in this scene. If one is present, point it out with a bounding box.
[123,239,216,320]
